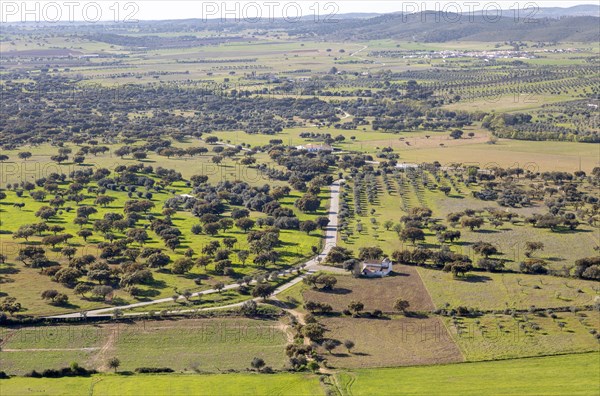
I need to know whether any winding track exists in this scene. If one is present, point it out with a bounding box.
[47,180,344,319]
[349,44,387,68]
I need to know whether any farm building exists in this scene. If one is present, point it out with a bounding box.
[361,258,393,278]
[395,163,419,170]
[295,143,333,152]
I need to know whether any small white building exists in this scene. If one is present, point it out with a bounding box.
[295,144,333,152]
[395,163,419,170]
[361,258,393,278]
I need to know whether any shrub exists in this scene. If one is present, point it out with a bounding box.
[24,365,96,378]
[24,370,42,378]
[520,259,548,274]
[135,367,174,373]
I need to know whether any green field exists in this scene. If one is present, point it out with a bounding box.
[2,354,597,395]
[0,372,323,396]
[334,353,600,396]
[418,268,600,311]
[0,318,289,375]
[446,311,600,361]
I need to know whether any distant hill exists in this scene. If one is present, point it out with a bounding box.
[334,5,600,20]
[287,12,600,43]
[3,5,598,44]
[335,13,382,19]
[531,5,600,18]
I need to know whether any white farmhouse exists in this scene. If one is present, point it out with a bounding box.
[295,143,333,152]
[361,258,393,278]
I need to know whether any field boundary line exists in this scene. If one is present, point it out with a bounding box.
[415,266,467,362]
[413,266,437,311]
[2,347,100,352]
[89,377,102,396]
[329,373,343,396]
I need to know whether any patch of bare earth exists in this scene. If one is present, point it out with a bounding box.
[319,316,464,368]
[303,265,435,313]
[90,324,118,372]
[275,321,295,344]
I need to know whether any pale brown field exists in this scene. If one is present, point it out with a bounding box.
[303,266,435,313]
[319,316,464,368]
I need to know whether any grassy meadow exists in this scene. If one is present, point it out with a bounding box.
[0,318,289,375]
[0,372,323,396]
[334,352,600,396]
[446,311,600,361]
[418,268,600,311]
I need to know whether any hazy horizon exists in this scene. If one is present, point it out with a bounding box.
[1,1,598,23]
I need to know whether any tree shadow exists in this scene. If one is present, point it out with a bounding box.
[332,352,351,358]
[261,294,286,306]
[47,219,67,224]
[133,289,161,299]
[181,272,205,280]
[0,264,20,275]
[193,273,211,281]
[459,274,492,283]
[278,240,300,248]
[454,241,471,246]
[420,242,439,249]
[366,314,391,320]
[51,302,81,310]
[388,272,409,277]
[147,279,167,289]
[109,297,130,306]
[279,252,303,262]
[556,228,592,234]
[320,287,351,295]
[404,311,429,319]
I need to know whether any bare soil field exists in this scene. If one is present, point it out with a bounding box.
[319,316,464,368]
[303,266,435,313]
